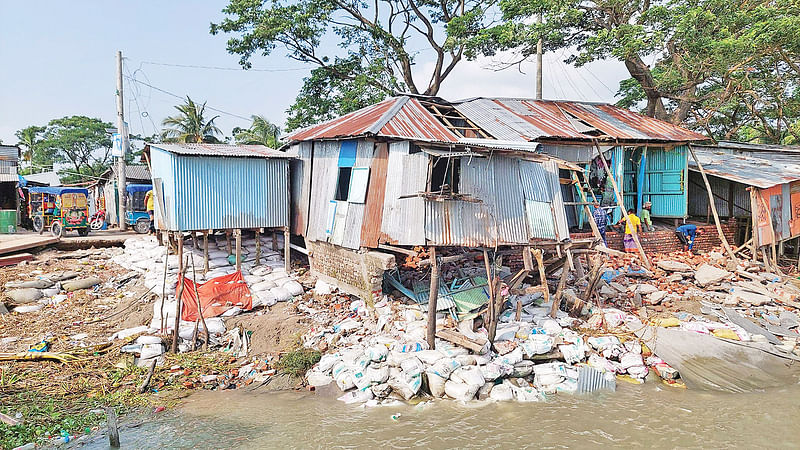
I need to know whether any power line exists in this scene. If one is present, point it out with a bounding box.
[123,75,251,121]
[140,61,308,72]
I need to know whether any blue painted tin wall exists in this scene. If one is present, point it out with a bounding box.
[643,145,688,218]
[150,147,289,231]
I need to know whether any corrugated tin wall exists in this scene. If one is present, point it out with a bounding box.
[539,143,595,164]
[643,145,688,218]
[380,141,427,245]
[306,141,340,242]
[687,171,751,218]
[151,147,289,231]
[290,142,312,235]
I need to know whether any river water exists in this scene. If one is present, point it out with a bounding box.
[77,382,800,449]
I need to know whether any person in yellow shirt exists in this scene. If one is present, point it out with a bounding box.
[616,208,642,253]
[144,189,155,234]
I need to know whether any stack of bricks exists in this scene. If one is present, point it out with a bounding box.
[571,222,739,254]
[308,241,396,303]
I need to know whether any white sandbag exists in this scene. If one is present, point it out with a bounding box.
[496,347,524,366]
[513,385,541,402]
[251,280,277,292]
[209,257,230,268]
[444,379,479,401]
[250,266,273,277]
[318,354,341,373]
[415,350,445,366]
[365,364,390,384]
[426,372,447,398]
[338,387,373,404]
[494,324,519,341]
[386,350,416,367]
[451,366,485,387]
[540,319,562,335]
[334,370,355,391]
[388,372,421,400]
[521,335,554,357]
[253,291,278,308]
[427,358,461,379]
[244,275,263,285]
[533,362,567,388]
[139,343,164,360]
[512,360,534,378]
[367,344,389,362]
[13,304,43,313]
[282,280,304,296]
[269,286,293,302]
[455,355,477,366]
[489,382,514,401]
[400,357,424,378]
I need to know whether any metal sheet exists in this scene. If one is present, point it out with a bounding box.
[306,141,341,242]
[544,160,570,240]
[361,143,389,247]
[539,143,595,164]
[424,199,493,246]
[150,143,289,158]
[644,145,688,218]
[518,160,553,202]
[380,141,426,245]
[689,148,800,189]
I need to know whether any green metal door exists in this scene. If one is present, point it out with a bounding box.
[643,145,688,218]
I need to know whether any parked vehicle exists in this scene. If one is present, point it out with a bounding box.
[125,184,152,234]
[28,187,90,237]
[89,209,106,231]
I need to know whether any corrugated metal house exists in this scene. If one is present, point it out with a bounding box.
[0,145,20,219]
[451,98,708,223]
[688,146,800,248]
[145,143,292,232]
[285,96,588,251]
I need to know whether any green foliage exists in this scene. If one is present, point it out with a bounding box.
[233,115,282,147]
[14,125,46,168]
[469,0,800,143]
[277,348,321,377]
[211,0,496,127]
[161,97,222,143]
[37,116,114,183]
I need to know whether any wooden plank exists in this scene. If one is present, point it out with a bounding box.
[0,235,59,256]
[435,329,486,353]
[0,252,33,267]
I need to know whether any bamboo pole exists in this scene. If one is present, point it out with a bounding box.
[483,249,497,342]
[593,142,651,268]
[234,229,242,272]
[171,234,184,353]
[552,260,570,317]
[688,145,736,260]
[255,228,261,266]
[202,231,209,275]
[190,253,209,350]
[426,246,439,350]
[749,188,759,262]
[759,194,782,275]
[571,171,602,242]
[284,227,291,272]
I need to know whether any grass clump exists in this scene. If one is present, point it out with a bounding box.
[277,349,321,377]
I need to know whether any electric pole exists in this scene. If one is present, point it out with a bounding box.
[116,50,128,231]
[536,13,543,100]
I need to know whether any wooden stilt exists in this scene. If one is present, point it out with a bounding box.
[284,227,291,272]
[192,231,198,250]
[272,231,279,251]
[190,253,209,350]
[531,249,552,316]
[688,145,737,260]
[255,228,261,266]
[484,249,497,342]
[582,255,603,304]
[171,233,184,353]
[593,142,651,268]
[427,246,439,350]
[225,231,232,256]
[552,261,570,317]
[758,194,782,275]
[234,229,242,272]
[203,231,209,274]
[574,253,586,279]
[749,188,759,262]
[572,171,603,242]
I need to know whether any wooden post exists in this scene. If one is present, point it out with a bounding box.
[758,194,781,274]
[234,229,242,272]
[572,171,603,242]
[171,233,184,353]
[106,407,120,448]
[552,260,570,317]
[515,299,522,321]
[284,227,291,272]
[582,255,603,304]
[531,248,551,316]
[255,228,261,265]
[749,188,759,262]
[427,246,439,350]
[483,249,497,342]
[203,231,209,274]
[192,231,198,250]
[159,242,169,334]
[688,145,737,260]
[190,253,209,350]
[272,231,279,251]
[225,230,232,256]
[594,142,651,268]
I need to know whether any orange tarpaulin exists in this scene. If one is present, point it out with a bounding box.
[179,271,253,322]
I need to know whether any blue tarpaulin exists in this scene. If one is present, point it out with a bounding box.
[126,184,152,194]
[28,186,87,196]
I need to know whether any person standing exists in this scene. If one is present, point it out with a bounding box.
[591,203,609,245]
[144,189,155,234]
[676,223,700,251]
[617,208,642,253]
[640,201,654,232]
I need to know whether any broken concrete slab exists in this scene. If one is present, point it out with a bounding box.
[731,288,772,306]
[665,274,683,283]
[657,260,692,272]
[694,264,732,287]
[634,284,658,295]
[648,291,668,305]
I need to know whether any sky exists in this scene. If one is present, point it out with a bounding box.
[0,1,627,146]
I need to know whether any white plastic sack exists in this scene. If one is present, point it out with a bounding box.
[489,382,514,401]
[282,280,304,296]
[497,347,524,366]
[269,286,293,302]
[512,360,534,378]
[428,358,461,379]
[521,335,554,357]
[251,280,277,292]
[444,380,480,402]
[338,388,374,404]
[426,373,447,397]
[365,365,390,384]
[450,366,485,387]
[415,350,445,366]
[400,357,424,379]
[367,344,389,362]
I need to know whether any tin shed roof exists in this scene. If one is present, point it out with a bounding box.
[284,95,708,145]
[148,143,290,158]
[688,148,800,189]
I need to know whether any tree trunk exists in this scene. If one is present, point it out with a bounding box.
[624,56,668,120]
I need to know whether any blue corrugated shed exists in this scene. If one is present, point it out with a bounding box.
[148,143,291,232]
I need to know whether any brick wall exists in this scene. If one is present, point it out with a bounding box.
[308,241,396,303]
[571,222,739,253]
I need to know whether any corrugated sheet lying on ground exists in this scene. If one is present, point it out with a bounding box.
[688,149,800,189]
[454,98,708,142]
[150,147,289,231]
[151,143,289,158]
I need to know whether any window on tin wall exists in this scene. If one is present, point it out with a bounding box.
[334,140,370,203]
[429,156,460,194]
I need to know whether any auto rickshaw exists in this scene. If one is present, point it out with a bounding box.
[28,187,90,237]
[125,184,152,234]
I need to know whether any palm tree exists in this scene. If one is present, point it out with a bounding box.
[15,126,45,168]
[233,115,282,148]
[161,97,222,143]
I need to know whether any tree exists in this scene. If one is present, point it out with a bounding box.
[211,0,496,129]
[14,125,46,169]
[233,115,282,148]
[161,97,222,143]
[467,0,800,143]
[39,116,114,182]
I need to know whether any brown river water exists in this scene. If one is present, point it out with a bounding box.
[75,382,800,449]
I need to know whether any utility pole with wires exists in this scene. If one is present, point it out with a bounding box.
[536,13,543,100]
[116,50,128,231]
